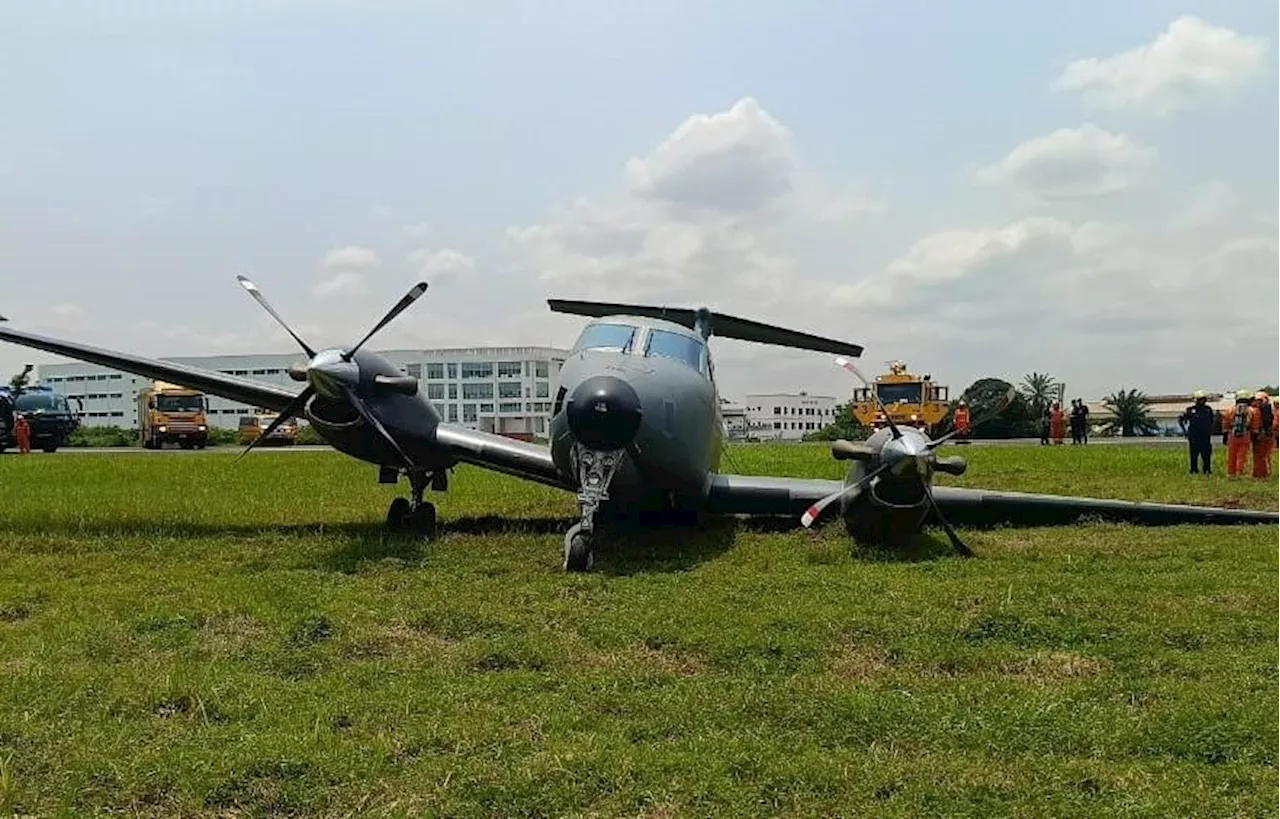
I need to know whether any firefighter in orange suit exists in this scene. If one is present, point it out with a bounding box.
[13,413,31,455]
[1251,392,1272,479]
[953,401,971,443]
[1222,390,1257,477]
[1049,401,1066,445]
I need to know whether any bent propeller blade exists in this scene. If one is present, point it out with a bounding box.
[800,460,893,528]
[344,282,429,361]
[835,356,902,440]
[340,384,416,470]
[236,275,317,359]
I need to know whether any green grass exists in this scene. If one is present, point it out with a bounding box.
[0,444,1275,817]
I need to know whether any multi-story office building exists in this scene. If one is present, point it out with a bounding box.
[743,392,839,441]
[37,346,570,438]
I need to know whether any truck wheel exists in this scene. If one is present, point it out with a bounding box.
[42,444,58,453]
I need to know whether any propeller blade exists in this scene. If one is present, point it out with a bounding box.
[236,275,317,359]
[343,281,429,361]
[340,384,416,470]
[835,356,902,440]
[236,386,313,462]
[923,482,973,557]
[800,460,893,528]
[926,386,1018,450]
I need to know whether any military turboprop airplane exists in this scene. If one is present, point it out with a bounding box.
[1,280,1275,572]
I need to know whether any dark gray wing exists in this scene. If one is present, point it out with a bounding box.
[0,325,297,412]
[929,485,1278,527]
[433,424,574,491]
[702,473,844,516]
[547,299,864,357]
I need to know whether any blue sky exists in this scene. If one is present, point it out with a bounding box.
[2,1,1276,400]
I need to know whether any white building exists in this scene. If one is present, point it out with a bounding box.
[37,346,570,438]
[744,392,838,441]
[720,402,748,441]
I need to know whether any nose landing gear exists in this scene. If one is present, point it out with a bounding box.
[564,444,625,572]
[385,468,444,538]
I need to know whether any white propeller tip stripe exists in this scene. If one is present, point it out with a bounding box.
[801,505,820,528]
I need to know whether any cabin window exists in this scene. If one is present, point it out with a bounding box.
[572,322,637,354]
[644,329,706,374]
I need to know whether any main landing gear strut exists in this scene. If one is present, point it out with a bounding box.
[383,467,445,538]
[564,444,626,572]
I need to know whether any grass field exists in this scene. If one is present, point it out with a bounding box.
[0,444,1276,817]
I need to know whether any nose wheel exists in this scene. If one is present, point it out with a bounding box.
[385,470,438,538]
[565,444,626,572]
[563,523,594,572]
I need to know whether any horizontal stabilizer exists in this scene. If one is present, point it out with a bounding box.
[547,299,863,357]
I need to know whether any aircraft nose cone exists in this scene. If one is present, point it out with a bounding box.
[566,375,643,451]
[307,350,359,399]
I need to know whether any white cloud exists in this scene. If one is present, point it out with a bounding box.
[313,271,368,299]
[409,247,475,283]
[975,124,1155,200]
[1053,16,1268,114]
[321,245,380,270]
[401,222,432,239]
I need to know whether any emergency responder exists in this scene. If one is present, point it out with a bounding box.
[1049,401,1066,445]
[14,412,31,455]
[1251,391,1272,479]
[953,400,971,444]
[1177,390,1215,474]
[1076,398,1089,444]
[1222,390,1257,478]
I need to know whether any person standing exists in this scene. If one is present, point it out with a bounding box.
[1251,392,1273,479]
[1178,390,1215,474]
[953,400,971,444]
[1222,390,1257,478]
[14,412,31,455]
[1049,401,1066,445]
[1077,399,1090,444]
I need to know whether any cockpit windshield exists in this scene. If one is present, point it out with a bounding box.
[156,394,205,413]
[644,329,706,374]
[572,322,637,353]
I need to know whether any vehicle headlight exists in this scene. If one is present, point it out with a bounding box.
[197,425,206,431]
[158,425,167,432]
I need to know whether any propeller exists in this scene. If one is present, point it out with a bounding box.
[800,459,895,528]
[234,276,429,468]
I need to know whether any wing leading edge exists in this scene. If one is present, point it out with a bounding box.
[0,325,297,412]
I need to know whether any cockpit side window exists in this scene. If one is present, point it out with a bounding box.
[644,329,707,375]
[572,322,637,354]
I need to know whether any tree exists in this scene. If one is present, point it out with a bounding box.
[958,377,1034,439]
[8,364,33,393]
[804,401,869,441]
[1103,388,1159,437]
[1019,371,1061,419]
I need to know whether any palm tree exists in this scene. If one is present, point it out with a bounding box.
[1103,388,1159,437]
[1019,371,1060,418]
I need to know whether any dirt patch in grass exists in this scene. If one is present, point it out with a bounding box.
[827,642,892,681]
[1000,650,1108,683]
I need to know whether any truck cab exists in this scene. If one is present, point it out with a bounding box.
[238,411,298,446]
[5,387,81,452]
[138,382,209,449]
[849,360,950,436]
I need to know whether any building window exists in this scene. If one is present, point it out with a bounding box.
[535,361,549,378]
[426,363,444,379]
[499,402,522,413]
[536,381,549,398]
[448,384,458,400]
[498,382,522,399]
[460,362,493,379]
[447,363,457,379]
[478,403,494,413]
[462,383,493,400]
[497,361,522,378]
[448,404,458,422]
[406,363,422,378]
[426,383,445,401]
[463,404,477,422]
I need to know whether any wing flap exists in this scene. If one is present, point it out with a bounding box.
[0,325,298,413]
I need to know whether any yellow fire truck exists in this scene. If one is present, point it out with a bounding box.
[849,360,951,436]
[137,381,209,449]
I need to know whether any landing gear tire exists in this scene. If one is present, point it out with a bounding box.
[563,523,594,572]
[407,503,437,538]
[386,497,411,532]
